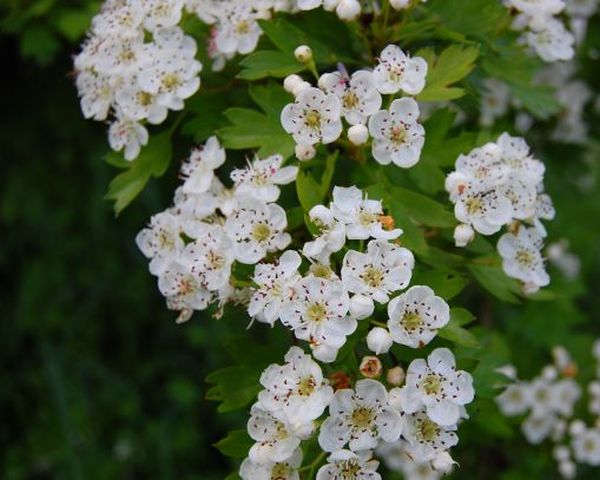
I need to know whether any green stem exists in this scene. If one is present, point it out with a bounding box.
[370,319,388,328]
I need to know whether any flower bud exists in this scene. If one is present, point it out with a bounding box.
[569,419,586,436]
[589,381,600,396]
[295,144,316,161]
[294,45,313,63]
[283,74,310,96]
[360,356,382,378]
[454,223,475,247]
[348,124,369,145]
[495,364,517,380]
[558,460,576,479]
[542,365,558,381]
[349,294,374,320]
[390,0,411,10]
[386,365,405,386]
[553,445,571,462]
[336,0,361,21]
[432,452,457,473]
[329,371,352,391]
[323,0,341,11]
[318,72,336,90]
[367,327,393,354]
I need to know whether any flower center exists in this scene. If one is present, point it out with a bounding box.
[137,91,153,106]
[311,264,334,279]
[304,109,322,130]
[389,125,407,145]
[337,459,362,478]
[361,267,384,288]
[307,303,328,323]
[207,251,225,270]
[417,417,440,442]
[516,249,535,267]
[342,91,360,109]
[236,20,250,34]
[358,210,377,226]
[162,73,181,90]
[271,462,291,480]
[421,374,443,395]
[252,223,271,242]
[465,196,483,215]
[402,311,423,331]
[351,406,375,429]
[297,376,316,396]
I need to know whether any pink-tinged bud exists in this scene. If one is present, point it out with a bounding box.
[295,144,316,161]
[359,356,382,378]
[386,366,406,386]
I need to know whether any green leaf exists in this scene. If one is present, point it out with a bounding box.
[387,186,456,228]
[218,82,295,158]
[427,0,510,37]
[238,50,304,80]
[105,130,173,215]
[214,430,253,459]
[450,307,476,326]
[411,269,468,300]
[468,260,521,303]
[205,366,261,413]
[417,45,479,102]
[438,322,478,348]
[296,152,337,212]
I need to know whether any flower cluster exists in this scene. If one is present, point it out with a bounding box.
[504,0,575,62]
[446,132,554,294]
[281,44,428,168]
[241,345,473,479]
[74,0,202,160]
[136,136,297,323]
[497,342,600,479]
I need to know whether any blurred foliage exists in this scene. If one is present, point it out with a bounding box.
[2,1,600,479]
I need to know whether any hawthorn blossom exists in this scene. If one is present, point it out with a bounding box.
[247,404,307,463]
[280,276,355,362]
[319,379,403,452]
[372,44,428,95]
[230,154,298,203]
[368,98,425,168]
[240,448,302,480]
[213,3,263,55]
[319,69,382,125]
[108,115,149,160]
[341,240,414,318]
[316,450,381,480]
[396,348,475,426]
[302,205,346,264]
[258,346,334,425]
[180,136,226,195]
[331,186,402,240]
[527,18,575,62]
[387,286,450,348]
[248,250,302,325]
[497,226,549,293]
[572,427,600,466]
[281,87,343,146]
[402,410,459,462]
[136,211,184,276]
[224,199,291,264]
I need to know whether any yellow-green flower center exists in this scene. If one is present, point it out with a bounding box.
[252,223,271,242]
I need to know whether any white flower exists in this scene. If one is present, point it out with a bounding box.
[527,18,575,62]
[303,205,346,263]
[521,413,557,444]
[319,70,382,125]
[180,136,226,195]
[247,404,307,463]
[331,186,402,240]
[341,240,414,317]
[497,226,549,291]
[387,286,450,349]
[280,276,356,363]
[158,259,212,316]
[348,124,369,145]
[496,383,532,416]
[316,450,381,480]
[224,199,291,264]
[281,87,343,145]
[240,448,302,480]
[453,224,475,247]
[572,427,600,466]
[136,211,184,276]
[214,4,263,55]
[480,78,511,127]
[452,184,513,235]
[496,133,545,186]
[368,98,425,168]
[402,410,458,462]
[294,45,313,62]
[181,224,234,291]
[258,346,334,425]
[108,116,149,160]
[366,327,394,355]
[231,154,298,203]
[397,348,474,426]
[566,0,599,17]
[372,44,428,95]
[319,379,403,451]
[248,250,302,325]
[335,0,362,20]
[144,0,184,31]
